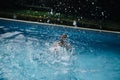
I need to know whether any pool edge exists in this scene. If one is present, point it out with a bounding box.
[0,17,120,34]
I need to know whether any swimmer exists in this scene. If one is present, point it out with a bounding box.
[52,34,71,51]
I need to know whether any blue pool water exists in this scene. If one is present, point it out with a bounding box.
[0,19,120,80]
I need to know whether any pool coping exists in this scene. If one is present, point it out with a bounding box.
[0,17,120,34]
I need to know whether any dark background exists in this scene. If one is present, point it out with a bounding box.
[0,0,119,22]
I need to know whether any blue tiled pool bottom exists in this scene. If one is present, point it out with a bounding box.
[0,19,120,80]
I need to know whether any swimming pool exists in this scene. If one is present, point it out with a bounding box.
[0,18,120,80]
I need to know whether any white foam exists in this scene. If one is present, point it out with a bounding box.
[0,26,5,28]
[15,34,25,39]
[61,55,70,61]
[45,42,50,46]
[0,31,21,39]
[49,46,62,52]
[48,45,73,63]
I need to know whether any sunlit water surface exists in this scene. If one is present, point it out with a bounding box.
[0,19,120,80]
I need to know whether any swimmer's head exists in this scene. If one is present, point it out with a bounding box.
[61,34,67,40]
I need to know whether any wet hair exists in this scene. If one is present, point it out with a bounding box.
[61,34,67,39]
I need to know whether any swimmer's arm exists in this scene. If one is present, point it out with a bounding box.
[65,43,72,50]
